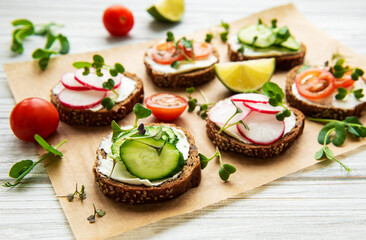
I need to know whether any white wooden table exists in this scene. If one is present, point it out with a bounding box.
[1,0,366,239]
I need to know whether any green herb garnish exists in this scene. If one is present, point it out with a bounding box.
[87,204,106,224]
[309,116,366,173]
[330,58,364,80]
[11,19,69,70]
[59,183,86,202]
[271,19,277,28]
[186,87,214,119]
[262,82,291,121]
[335,87,364,100]
[218,100,249,134]
[205,33,213,43]
[2,135,67,187]
[166,31,175,42]
[199,147,236,181]
[220,21,230,42]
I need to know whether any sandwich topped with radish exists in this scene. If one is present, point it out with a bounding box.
[51,55,144,126]
[286,58,366,120]
[206,82,305,159]
[144,31,219,88]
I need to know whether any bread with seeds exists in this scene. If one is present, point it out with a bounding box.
[93,123,201,204]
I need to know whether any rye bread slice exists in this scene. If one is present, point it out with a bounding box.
[286,65,366,120]
[144,47,220,88]
[93,123,201,205]
[228,43,306,70]
[50,72,144,126]
[206,108,305,159]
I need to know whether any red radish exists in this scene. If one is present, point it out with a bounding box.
[231,93,269,103]
[61,72,90,91]
[74,68,122,91]
[58,88,106,110]
[208,99,251,125]
[237,111,284,145]
[243,101,282,114]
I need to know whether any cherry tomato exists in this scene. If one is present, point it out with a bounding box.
[295,68,335,100]
[179,42,213,59]
[103,5,134,36]
[151,42,184,64]
[334,70,355,88]
[10,98,59,142]
[145,93,187,121]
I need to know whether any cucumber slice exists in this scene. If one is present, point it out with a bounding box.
[280,36,300,50]
[111,130,138,157]
[120,138,184,181]
[145,126,178,144]
[238,25,276,48]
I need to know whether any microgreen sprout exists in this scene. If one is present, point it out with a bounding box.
[309,116,366,173]
[262,82,291,121]
[237,45,244,54]
[335,87,364,100]
[166,31,175,42]
[186,87,214,119]
[199,147,236,181]
[87,204,106,224]
[271,19,277,28]
[218,100,249,134]
[205,33,213,43]
[10,19,70,70]
[220,21,230,42]
[2,135,67,187]
[329,58,364,80]
[58,183,86,202]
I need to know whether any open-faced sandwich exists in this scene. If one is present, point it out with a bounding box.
[228,19,306,70]
[286,59,366,120]
[51,55,144,126]
[206,84,305,158]
[144,31,219,88]
[93,104,200,204]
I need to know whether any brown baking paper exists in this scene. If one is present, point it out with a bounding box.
[4,3,366,240]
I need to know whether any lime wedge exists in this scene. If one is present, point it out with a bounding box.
[147,0,184,22]
[215,58,276,92]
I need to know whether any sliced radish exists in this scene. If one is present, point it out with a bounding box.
[243,101,283,114]
[58,88,106,110]
[209,99,251,125]
[61,72,90,91]
[75,68,122,91]
[231,93,269,103]
[237,111,284,145]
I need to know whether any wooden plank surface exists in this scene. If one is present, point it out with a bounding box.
[0,0,365,239]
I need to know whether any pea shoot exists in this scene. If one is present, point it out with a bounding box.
[2,135,67,187]
[199,147,236,181]
[309,116,366,173]
[186,87,214,119]
[10,19,70,70]
[262,82,291,121]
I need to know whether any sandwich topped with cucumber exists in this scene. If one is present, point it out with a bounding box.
[93,103,201,204]
[228,19,306,70]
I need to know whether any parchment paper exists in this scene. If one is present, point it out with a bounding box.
[4,4,366,240]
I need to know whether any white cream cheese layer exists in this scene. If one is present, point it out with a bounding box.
[144,48,217,74]
[291,79,366,109]
[97,127,190,187]
[228,35,300,57]
[53,75,136,111]
[210,98,297,144]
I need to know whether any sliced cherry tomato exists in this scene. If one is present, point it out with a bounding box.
[334,70,355,88]
[145,93,187,121]
[10,98,59,142]
[151,42,184,64]
[103,5,134,36]
[295,68,335,100]
[178,41,213,59]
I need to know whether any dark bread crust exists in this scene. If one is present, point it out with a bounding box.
[228,43,306,70]
[50,72,144,126]
[144,47,219,88]
[206,108,305,159]
[93,123,201,205]
[286,65,366,120]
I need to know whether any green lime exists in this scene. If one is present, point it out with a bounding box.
[215,58,276,92]
[147,0,184,23]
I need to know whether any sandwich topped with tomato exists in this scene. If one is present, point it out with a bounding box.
[144,31,219,88]
[286,58,366,120]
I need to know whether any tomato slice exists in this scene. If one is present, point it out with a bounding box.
[151,42,184,64]
[145,93,187,121]
[334,70,355,88]
[179,42,213,59]
[295,69,335,99]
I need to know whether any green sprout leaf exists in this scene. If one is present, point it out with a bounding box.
[199,153,210,170]
[166,31,174,42]
[133,103,152,127]
[220,32,228,42]
[271,19,277,28]
[186,87,195,95]
[171,61,180,69]
[335,87,348,100]
[9,160,33,178]
[114,63,125,73]
[205,33,213,43]
[353,89,364,99]
[101,97,115,111]
[315,148,325,160]
[102,78,115,91]
[35,134,63,157]
[73,62,93,69]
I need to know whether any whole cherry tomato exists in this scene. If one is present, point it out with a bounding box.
[103,5,134,36]
[10,98,59,142]
[145,93,187,121]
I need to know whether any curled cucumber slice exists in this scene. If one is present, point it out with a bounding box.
[238,25,276,48]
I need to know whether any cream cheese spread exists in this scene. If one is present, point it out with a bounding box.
[97,127,190,187]
[53,75,136,111]
[291,79,366,109]
[144,48,217,74]
[228,35,300,57]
